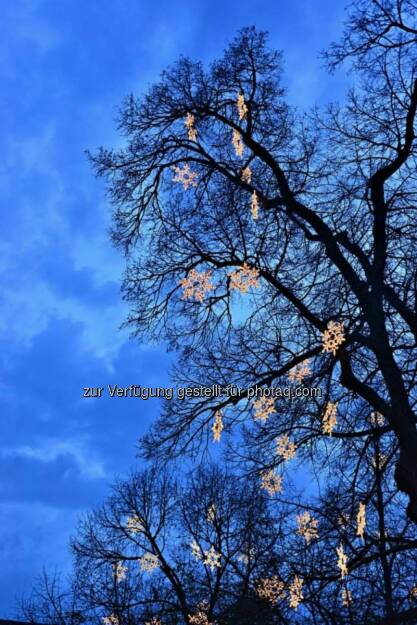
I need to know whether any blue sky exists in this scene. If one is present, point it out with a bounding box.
[0,0,348,615]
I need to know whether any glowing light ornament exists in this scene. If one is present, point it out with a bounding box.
[189,603,214,625]
[190,538,202,561]
[288,359,311,384]
[276,434,297,461]
[102,615,119,625]
[342,587,352,606]
[229,263,260,293]
[232,129,244,157]
[238,548,255,564]
[185,113,197,141]
[126,514,144,533]
[172,164,198,190]
[237,93,248,120]
[145,619,162,625]
[289,575,304,610]
[207,503,216,523]
[241,166,252,184]
[139,552,159,573]
[261,469,283,496]
[253,396,276,422]
[203,546,221,571]
[322,402,338,436]
[113,562,127,583]
[212,410,223,442]
[256,576,286,605]
[356,502,366,540]
[296,511,318,544]
[370,411,385,426]
[410,585,417,600]
[251,190,259,220]
[336,543,348,578]
[322,321,346,355]
[180,269,214,303]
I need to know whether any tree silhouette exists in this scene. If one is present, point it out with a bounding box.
[21,2,417,624]
[20,457,417,624]
[90,1,417,527]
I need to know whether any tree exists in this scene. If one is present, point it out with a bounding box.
[90,1,417,527]
[21,466,291,625]
[20,456,417,624]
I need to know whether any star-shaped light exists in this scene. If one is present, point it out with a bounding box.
[276,434,297,461]
[261,469,283,496]
[126,514,144,533]
[256,576,285,605]
[180,269,214,303]
[172,164,198,190]
[203,546,221,571]
[288,360,311,384]
[139,552,159,573]
[229,263,260,293]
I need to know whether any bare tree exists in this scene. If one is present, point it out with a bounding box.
[90,1,417,527]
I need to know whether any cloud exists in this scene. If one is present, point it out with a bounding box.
[1,438,107,480]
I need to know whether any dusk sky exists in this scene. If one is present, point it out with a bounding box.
[1,0,349,615]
